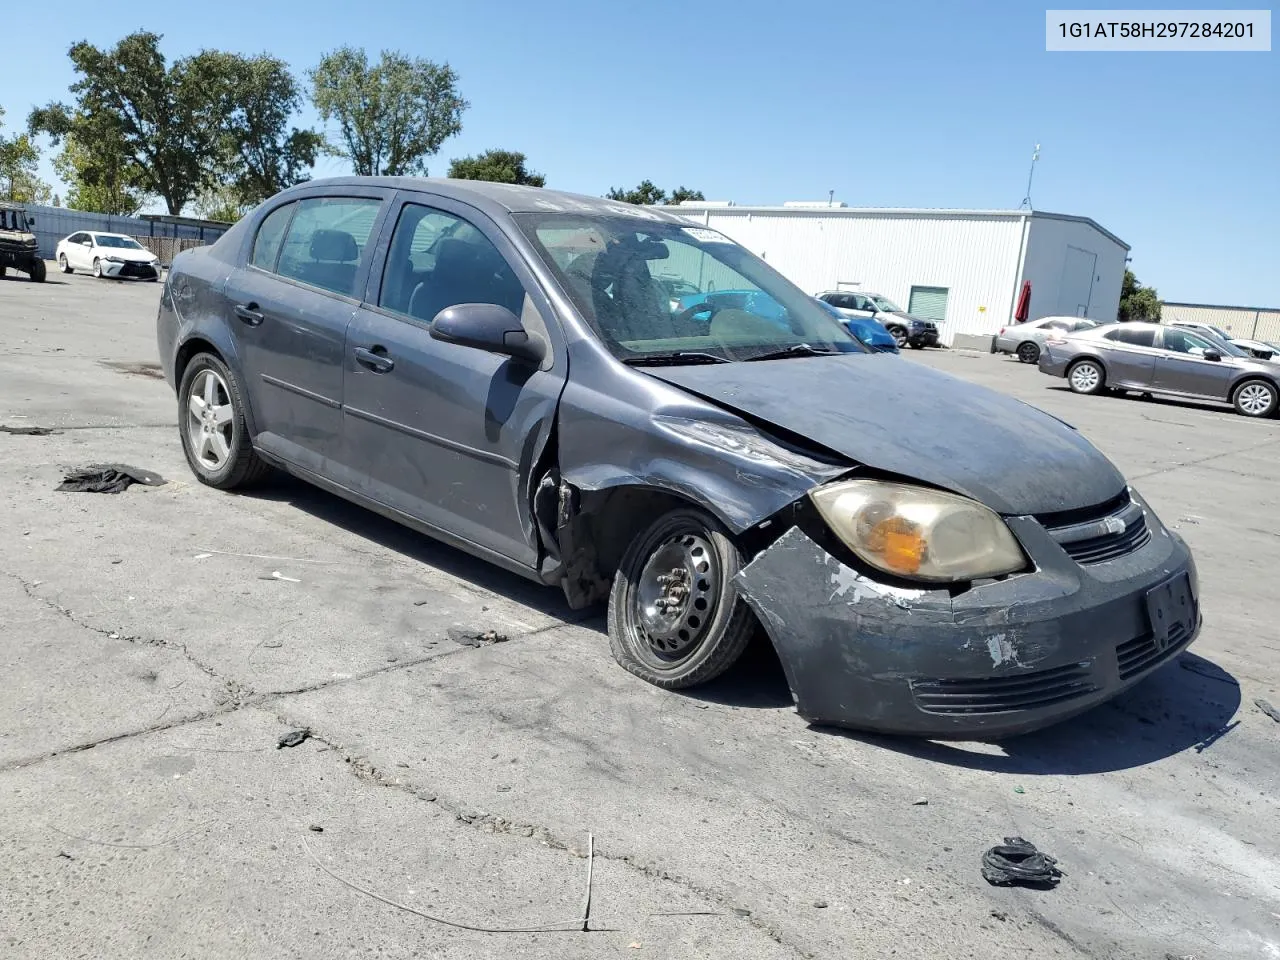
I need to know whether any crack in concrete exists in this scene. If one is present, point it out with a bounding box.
[1127,435,1280,483]
[271,710,806,958]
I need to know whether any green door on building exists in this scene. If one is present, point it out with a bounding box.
[908,285,949,321]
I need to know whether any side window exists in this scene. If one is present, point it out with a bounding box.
[1118,328,1156,347]
[1071,320,1097,332]
[379,204,525,322]
[276,197,383,297]
[251,203,294,271]
[1042,320,1069,331]
[1164,329,1213,355]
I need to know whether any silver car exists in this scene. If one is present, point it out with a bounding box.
[1039,321,1280,418]
[994,315,1099,364]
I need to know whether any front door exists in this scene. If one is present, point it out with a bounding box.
[340,197,566,567]
[1153,327,1235,399]
[223,192,390,471]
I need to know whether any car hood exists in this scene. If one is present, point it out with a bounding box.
[644,354,1127,516]
[100,249,156,261]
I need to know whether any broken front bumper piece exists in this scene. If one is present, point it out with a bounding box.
[735,517,1199,739]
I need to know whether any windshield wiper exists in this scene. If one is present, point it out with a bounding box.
[622,351,730,366]
[745,343,844,362]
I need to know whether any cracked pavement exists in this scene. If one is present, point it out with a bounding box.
[2,270,1279,958]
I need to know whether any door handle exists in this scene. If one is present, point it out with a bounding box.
[354,345,394,373]
[234,303,264,326]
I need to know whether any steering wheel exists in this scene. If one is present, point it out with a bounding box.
[673,301,721,328]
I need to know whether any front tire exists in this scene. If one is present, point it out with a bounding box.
[29,259,46,283]
[59,254,72,274]
[608,508,755,689]
[1232,379,1278,418]
[887,325,908,349]
[1016,341,1040,364]
[1067,359,1106,395]
[177,352,271,489]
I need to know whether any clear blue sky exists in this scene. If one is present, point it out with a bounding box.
[3,0,1276,305]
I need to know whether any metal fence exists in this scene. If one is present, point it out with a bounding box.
[24,205,230,264]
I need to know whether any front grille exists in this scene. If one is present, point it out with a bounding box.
[119,261,157,277]
[1041,491,1151,565]
[1117,620,1192,679]
[910,662,1096,716]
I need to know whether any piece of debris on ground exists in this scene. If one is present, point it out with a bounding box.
[277,728,312,749]
[57,464,167,494]
[1255,698,1280,723]
[981,837,1063,889]
[447,628,510,648]
[99,360,166,379]
[1,424,61,436]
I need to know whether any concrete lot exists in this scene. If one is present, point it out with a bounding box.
[2,266,1278,959]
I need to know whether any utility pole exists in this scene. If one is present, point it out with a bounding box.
[1019,144,1040,210]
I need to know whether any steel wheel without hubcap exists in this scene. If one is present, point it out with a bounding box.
[1017,341,1040,364]
[186,369,235,469]
[608,508,756,689]
[1234,380,1277,418]
[1068,360,1104,395]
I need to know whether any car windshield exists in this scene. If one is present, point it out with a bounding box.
[871,296,901,313]
[1,209,26,230]
[517,214,865,362]
[95,235,144,250]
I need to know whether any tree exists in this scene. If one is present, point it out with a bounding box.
[447,149,544,186]
[606,180,667,205]
[29,32,228,214]
[51,133,147,215]
[0,106,52,203]
[192,183,251,223]
[667,186,705,205]
[204,52,321,206]
[1118,269,1162,323]
[310,47,467,177]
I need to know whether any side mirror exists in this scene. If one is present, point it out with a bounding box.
[430,302,546,367]
[1203,350,1222,362]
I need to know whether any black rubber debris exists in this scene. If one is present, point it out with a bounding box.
[277,728,312,749]
[1256,698,1280,723]
[447,628,510,648]
[981,837,1063,889]
[1,425,61,436]
[57,464,167,494]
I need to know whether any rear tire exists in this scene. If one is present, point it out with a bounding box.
[1016,341,1040,364]
[1232,379,1278,418]
[1067,359,1106,395]
[177,352,271,489]
[608,508,755,690]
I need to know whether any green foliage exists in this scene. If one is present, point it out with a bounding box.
[607,180,667,205]
[447,149,544,186]
[52,133,147,215]
[0,106,52,204]
[28,32,227,214]
[667,186,705,205]
[192,183,251,223]
[1118,269,1162,323]
[310,47,467,177]
[203,52,322,206]
[606,181,705,206]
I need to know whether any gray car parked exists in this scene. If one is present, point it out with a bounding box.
[1039,321,1280,418]
[157,177,1200,737]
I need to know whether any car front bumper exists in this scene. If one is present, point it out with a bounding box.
[735,498,1199,738]
[100,259,160,280]
[909,329,940,347]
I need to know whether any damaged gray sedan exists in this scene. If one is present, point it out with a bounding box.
[156,178,1200,737]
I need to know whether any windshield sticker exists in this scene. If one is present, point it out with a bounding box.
[681,227,732,244]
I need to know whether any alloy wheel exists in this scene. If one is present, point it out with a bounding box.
[1237,382,1275,416]
[186,369,235,469]
[1070,362,1101,393]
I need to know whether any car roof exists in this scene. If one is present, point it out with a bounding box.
[85,231,133,239]
[278,176,696,224]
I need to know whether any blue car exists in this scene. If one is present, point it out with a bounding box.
[814,298,898,352]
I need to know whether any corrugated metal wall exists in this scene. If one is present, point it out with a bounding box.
[1019,216,1128,324]
[1161,303,1280,343]
[666,209,1027,345]
[23,205,230,262]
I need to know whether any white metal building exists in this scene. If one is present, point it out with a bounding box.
[668,202,1130,347]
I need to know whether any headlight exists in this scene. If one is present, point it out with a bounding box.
[105,256,125,263]
[809,479,1026,582]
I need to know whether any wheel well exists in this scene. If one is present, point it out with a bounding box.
[1018,339,1038,351]
[1231,375,1279,399]
[1067,355,1106,378]
[175,338,222,387]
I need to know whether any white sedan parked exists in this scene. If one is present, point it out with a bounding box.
[55,231,162,281]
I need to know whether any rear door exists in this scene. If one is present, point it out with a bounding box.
[1152,327,1235,399]
[339,194,567,567]
[223,189,392,472]
[1098,326,1159,386]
